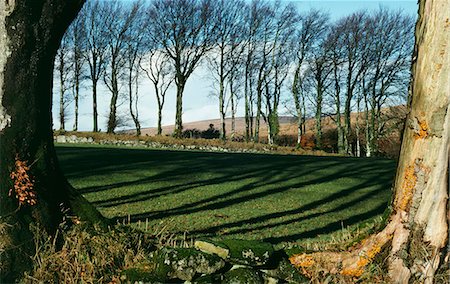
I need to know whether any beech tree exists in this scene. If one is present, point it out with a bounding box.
[207,0,245,140]
[141,50,173,136]
[83,0,110,132]
[290,1,449,282]
[55,33,73,131]
[67,12,87,132]
[0,0,103,281]
[148,0,217,137]
[291,10,329,147]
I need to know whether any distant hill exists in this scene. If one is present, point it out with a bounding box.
[133,116,298,137]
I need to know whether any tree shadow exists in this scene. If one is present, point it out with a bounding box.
[56,145,396,244]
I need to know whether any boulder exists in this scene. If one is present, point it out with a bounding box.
[151,247,225,281]
[261,257,309,283]
[195,239,274,267]
[56,135,66,143]
[223,266,263,284]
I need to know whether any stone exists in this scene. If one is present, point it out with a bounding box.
[195,240,230,259]
[223,267,263,284]
[261,257,309,283]
[152,247,226,281]
[195,239,274,267]
[192,273,223,283]
[56,135,66,143]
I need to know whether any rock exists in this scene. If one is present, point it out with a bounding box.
[192,273,223,283]
[69,135,77,142]
[87,137,94,143]
[195,239,274,267]
[152,247,225,281]
[195,240,230,259]
[56,135,66,143]
[223,267,263,284]
[261,257,309,283]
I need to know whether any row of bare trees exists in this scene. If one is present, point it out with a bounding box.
[54,0,414,156]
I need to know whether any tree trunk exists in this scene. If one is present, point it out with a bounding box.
[0,1,104,281]
[230,81,236,139]
[92,78,98,132]
[290,1,449,282]
[174,79,185,138]
[58,51,66,131]
[107,73,119,134]
[73,77,79,131]
[315,89,323,150]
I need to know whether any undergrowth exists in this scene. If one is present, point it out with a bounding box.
[54,130,335,157]
[22,223,155,283]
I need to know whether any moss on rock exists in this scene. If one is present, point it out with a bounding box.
[152,247,225,281]
[223,267,263,284]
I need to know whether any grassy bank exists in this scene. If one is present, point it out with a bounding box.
[56,144,395,246]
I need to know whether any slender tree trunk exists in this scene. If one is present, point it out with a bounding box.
[219,79,226,140]
[230,81,236,139]
[73,75,80,131]
[129,69,140,136]
[92,79,98,132]
[364,91,372,157]
[59,58,65,131]
[0,1,103,281]
[107,73,119,134]
[315,89,323,149]
[291,1,450,282]
[174,80,185,137]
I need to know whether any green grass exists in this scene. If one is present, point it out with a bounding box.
[56,144,396,246]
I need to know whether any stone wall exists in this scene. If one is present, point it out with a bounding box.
[54,134,270,154]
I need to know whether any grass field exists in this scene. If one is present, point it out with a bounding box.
[56,144,396,246]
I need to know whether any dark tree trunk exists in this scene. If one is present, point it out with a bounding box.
[174,79,185,138]
[0,1,104,281]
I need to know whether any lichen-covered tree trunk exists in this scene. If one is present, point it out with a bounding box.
[291,0,449,282]
[0,1,103,281]
[385,0,449,280]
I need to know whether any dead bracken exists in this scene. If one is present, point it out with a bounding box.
[9,155,37,206]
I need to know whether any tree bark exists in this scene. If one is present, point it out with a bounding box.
[174,80,185,137]
[0,1,104,281]
[290,1,449,282]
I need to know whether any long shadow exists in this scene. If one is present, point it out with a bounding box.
[93,165,282,207]
[92,157,343,208]
[201,182,388,238]
[120,162,392,223]
[263,203,387,243]
[56,145,395,242]
[185,177,390,237]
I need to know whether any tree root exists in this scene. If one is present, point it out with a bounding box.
[289,212,402,280]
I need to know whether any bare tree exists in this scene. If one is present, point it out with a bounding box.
[291,9,329,147]
[141,50,173,136]
[123,1,146,136]
[334,11,371,155]
[207,0,246,140]
[0,1,103,280]
[55,33,73,131]
[291,1,449,281]
[148,0,217,137]
[262,1,298,145]
[66,10,87,132]
[362,8,414,156]
[83,0,110,132]
[304,39,333,149]
[104,1,141,134]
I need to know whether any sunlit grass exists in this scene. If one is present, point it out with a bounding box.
[56,144,395,246]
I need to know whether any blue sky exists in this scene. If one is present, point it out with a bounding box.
[52,0,418,132]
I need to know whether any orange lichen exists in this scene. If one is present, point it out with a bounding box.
[289,254,315,268]
[341,243,383,277]
[399,165,417,211]
[414,119,428,139]
[9,155,37,206]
